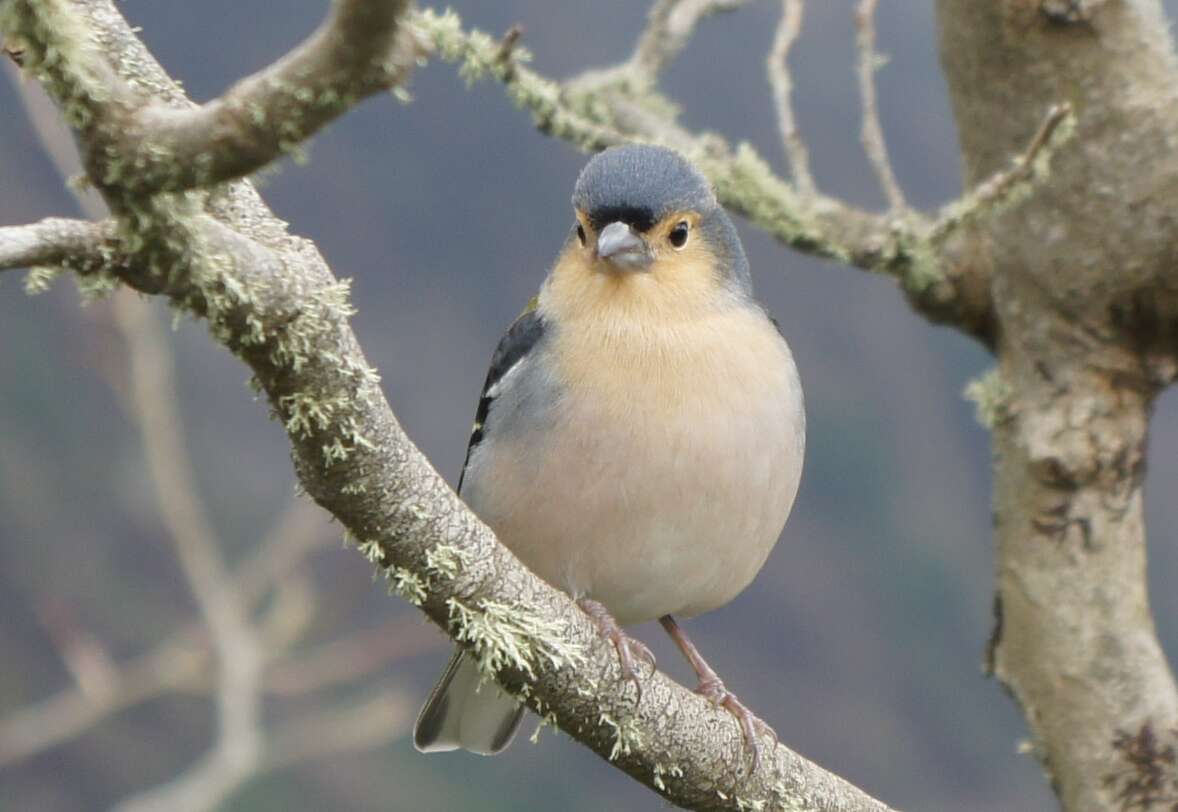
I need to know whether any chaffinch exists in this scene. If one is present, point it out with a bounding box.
[414,144,805,770]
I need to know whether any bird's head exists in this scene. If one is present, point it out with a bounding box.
[549,144,751,319]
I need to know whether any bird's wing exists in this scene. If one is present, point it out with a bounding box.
[457,300,546,494]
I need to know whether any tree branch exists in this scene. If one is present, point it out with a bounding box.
[629,0,745,83]
[0,1,898,809]
[767,0,817,198]
[2,0,424,195]
[417,6,1081,346]
[0,217,112,272]
[111,293,266,812]
[853,0,905,212]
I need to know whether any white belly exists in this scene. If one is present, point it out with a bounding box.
[463,309,804,625]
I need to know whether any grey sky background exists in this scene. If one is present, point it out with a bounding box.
[2,2,1177,810]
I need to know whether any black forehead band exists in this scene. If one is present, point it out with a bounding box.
[585,205,658,233]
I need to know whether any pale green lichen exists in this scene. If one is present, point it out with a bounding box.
[446,597,584,680]
[424,543,467,580]
[701,143,844,263]
[23,266,62,295]
[891,226,944,296]
[528,709,560,744]
[280,391,346,438]
[598,711,643,761]
[930,108,1075,245]
[73,269,120,303]
[413,8,614,153]
[652,762,683,792]
[0,0,112,132]
[265,278,356,374]
[356,538,385,564]
[321,438,352,466]
[388,566,427,605]
[320,415,378,468]
[964,368,1012,429]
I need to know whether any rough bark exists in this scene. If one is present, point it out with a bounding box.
[0,1,897,810]
[938,2,1178,809]
[6,0,1178,809]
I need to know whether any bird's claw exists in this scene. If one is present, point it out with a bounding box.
[696,676,776,775]
[577,598,654,704]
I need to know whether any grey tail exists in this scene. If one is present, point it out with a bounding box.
[414,647,525,755]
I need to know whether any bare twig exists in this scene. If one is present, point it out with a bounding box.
[629,0,745,82]
[417,9,1002,339]
[929,103,1075,243]
[1,0,905,808]
[235,499,332,607]
[111,293,266,812]
[767,0,817,197]
[36,601,118,700]
[0,635,206,766]
[267,616,444,697]
[262,688,413,771]
[854,0,906,212]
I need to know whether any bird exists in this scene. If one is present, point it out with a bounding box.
[413,143,805,770]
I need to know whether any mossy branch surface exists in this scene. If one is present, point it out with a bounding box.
[0,1,896,810]
[415,9,1073,345]
[1,0,423,195]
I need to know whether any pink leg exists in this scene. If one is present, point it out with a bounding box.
[660,615,777,774]
[578,598,656,704]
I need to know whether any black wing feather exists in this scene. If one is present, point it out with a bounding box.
[457,308,546,494]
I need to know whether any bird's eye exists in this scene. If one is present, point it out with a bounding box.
[576,223,586,246]
[669,221,689,249]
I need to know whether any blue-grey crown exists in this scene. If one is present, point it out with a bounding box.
[572,144,750,293]
[573,144,714,232]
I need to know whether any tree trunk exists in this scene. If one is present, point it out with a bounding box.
[938,1,1178,809]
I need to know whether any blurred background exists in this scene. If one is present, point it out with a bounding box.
[2,1,1177,810]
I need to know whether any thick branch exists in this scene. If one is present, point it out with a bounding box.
[938,2,1178,809]
[2,0,422,195]
[0,2,895,810]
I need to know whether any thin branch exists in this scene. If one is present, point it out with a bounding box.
[111,293,266,812]
[262,688,413,771]
[235,499,332,608]
[854,0,906,212]
[35,601,118,700]
[266,616,444,697]
[0,635,205,766]
[767,0,817,197]
[418,9,998,339]
[929,102,1075,242]
[1,1,900,807]
[629,0,745,82]
[0,0,930,807]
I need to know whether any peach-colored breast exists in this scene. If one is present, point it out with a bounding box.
[462,300,804,626]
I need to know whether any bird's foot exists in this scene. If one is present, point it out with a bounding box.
[577,598,655,703]
[694,674,777,775]
[659,614,776,775]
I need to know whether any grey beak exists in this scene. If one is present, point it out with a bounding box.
[596,221,652,270]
